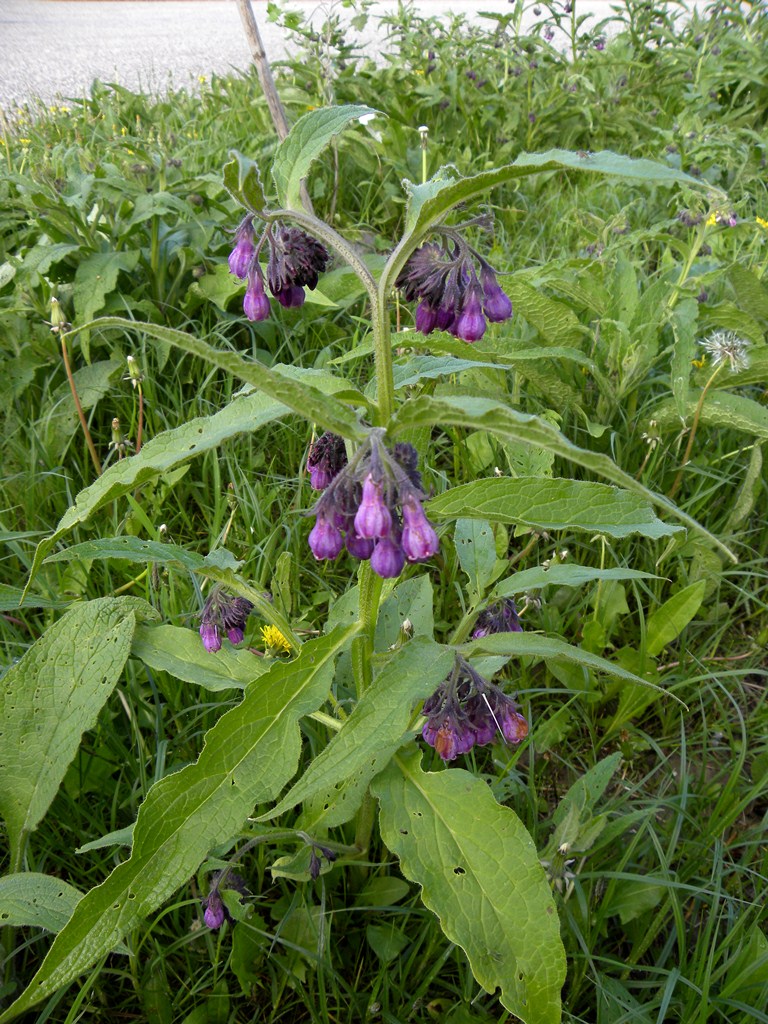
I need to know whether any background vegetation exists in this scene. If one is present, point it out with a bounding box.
[1,1,767,1022]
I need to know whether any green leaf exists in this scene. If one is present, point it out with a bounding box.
[0,626,358,1023]
[428,477,681,540]
[271,105,378,210]
[493,564,659,597]
[670,298,699,420]
[0,874,84,934]
[646,580,706,657]
[398,148,708,245]
[131,624,270,692]
[392,354,503,390]
[67,318,364,440]
[726,441,763,530]
[0,598,139,862]
[257,638,454,830]
[25,390,291,593]
[728,266,768,323]
[506,278,583,346]
[389,395,735,561]
[462,632,672,696]
[372,747,566,1024]
[454,519,498,600]
[73,251,140,336]
[0,584,68,611]
[652,390,768,439]
[222,151,267,214]
[45,536,208,572]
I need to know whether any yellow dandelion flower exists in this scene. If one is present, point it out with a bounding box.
[121,126,127,136]
[757,216,768,230]
[705,213,717,227]
[261,624,292,654]
[59,106,70,114]
[691,356,706,369]
[198,74,207,84]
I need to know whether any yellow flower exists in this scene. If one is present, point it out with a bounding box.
[261,624,292,654]
[691,356,706,369]
[19,138,31,145]
[705,213,717,227]
[198,75,207,83]
[757,216,768,230]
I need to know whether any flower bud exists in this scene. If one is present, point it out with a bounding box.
[309,515,344,560]
[203,891,225,930]
[346,531,375,560]
[370,536,406,579]
[401,497,439,561]
[200,622,221,653]
[274,284,306,308]
[244,269,271,321]
[455,284,486,343]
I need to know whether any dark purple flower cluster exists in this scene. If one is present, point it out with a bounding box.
[472,598,523,638]
[306,431,348,491]
[421,657,528,761]
[199,587,253,652]
[227,215,330,321]
[396,238,513,343]
[308,430,439,579]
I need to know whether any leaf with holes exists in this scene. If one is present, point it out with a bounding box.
[0,625,358,1024]
[454,519,498,601]
[373,747,566,1024]
[257,638,454,830]
[0,598,143,865]
[0,874,85,934]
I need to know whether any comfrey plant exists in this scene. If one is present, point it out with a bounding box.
[1,106,728,1024]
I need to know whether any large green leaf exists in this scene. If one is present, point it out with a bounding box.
[67,318,364,440]
[271,105,378,210]
[258,638,455,830]
[389,395,734,560]
[73,251,140,327]
[0,598,143,864]
[652,390,768,439]
[0,874,85,935]
[645,580,706,657]
[131,624,270,692]
[493,564,659,597]
[506,278,583,347]
[398,148,709,248]
[373,747,566,1024]
[670,298,699,420]
[0,626,358,1024]
[24,390,290,593]
[428,477,680,539]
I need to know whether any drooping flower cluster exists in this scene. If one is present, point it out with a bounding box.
[306,431,348,491]
[421,656,528,761]
[199,586,253,652]
[395,237,513,343]
[472,598,523,638]
[308,430,439,579]
[228,215,330,321]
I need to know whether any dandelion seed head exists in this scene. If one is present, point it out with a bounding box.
[699,330,750,372]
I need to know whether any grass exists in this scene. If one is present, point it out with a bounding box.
[1,1,767,1022]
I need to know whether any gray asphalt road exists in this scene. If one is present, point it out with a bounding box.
[1,1,706,108]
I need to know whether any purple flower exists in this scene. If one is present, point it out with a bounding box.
[370,536,406,578]
[307,432,348,491]
[415,301,439,335]
[266,225,330,297]
[273,284,306,308]
[308,514,344,560]
[346,531,375,560]
[203,891,225,929]
[401,496,439,561]
[454,282,486,343]
[243,268,270,321]
[354,474,393,540]
[199,588,253,652]
[472,598,523,638]
[594,36,606,50]
[228,216,254,279]
[479,265,513,323]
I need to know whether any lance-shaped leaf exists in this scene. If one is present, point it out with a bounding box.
[428,477,681,540]
[271,105,378,210]
[24,389,291,595]
[372,747,566,1024]
[131,624,270,692]
[388,394,735,561]
[0,597,143,865]
[257,639,455,830]
[493,564,659,597]
[223,150,267,214]
[0,625,358,1024]
[66,318,364,440]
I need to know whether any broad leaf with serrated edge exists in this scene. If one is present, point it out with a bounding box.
[373,747,566,1024]
[428,477,681,540]
[257,639,454,830]
[272,105,378,210]
[0,598,143,864]
[0,625,358,1024]
[389,395,734,561]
